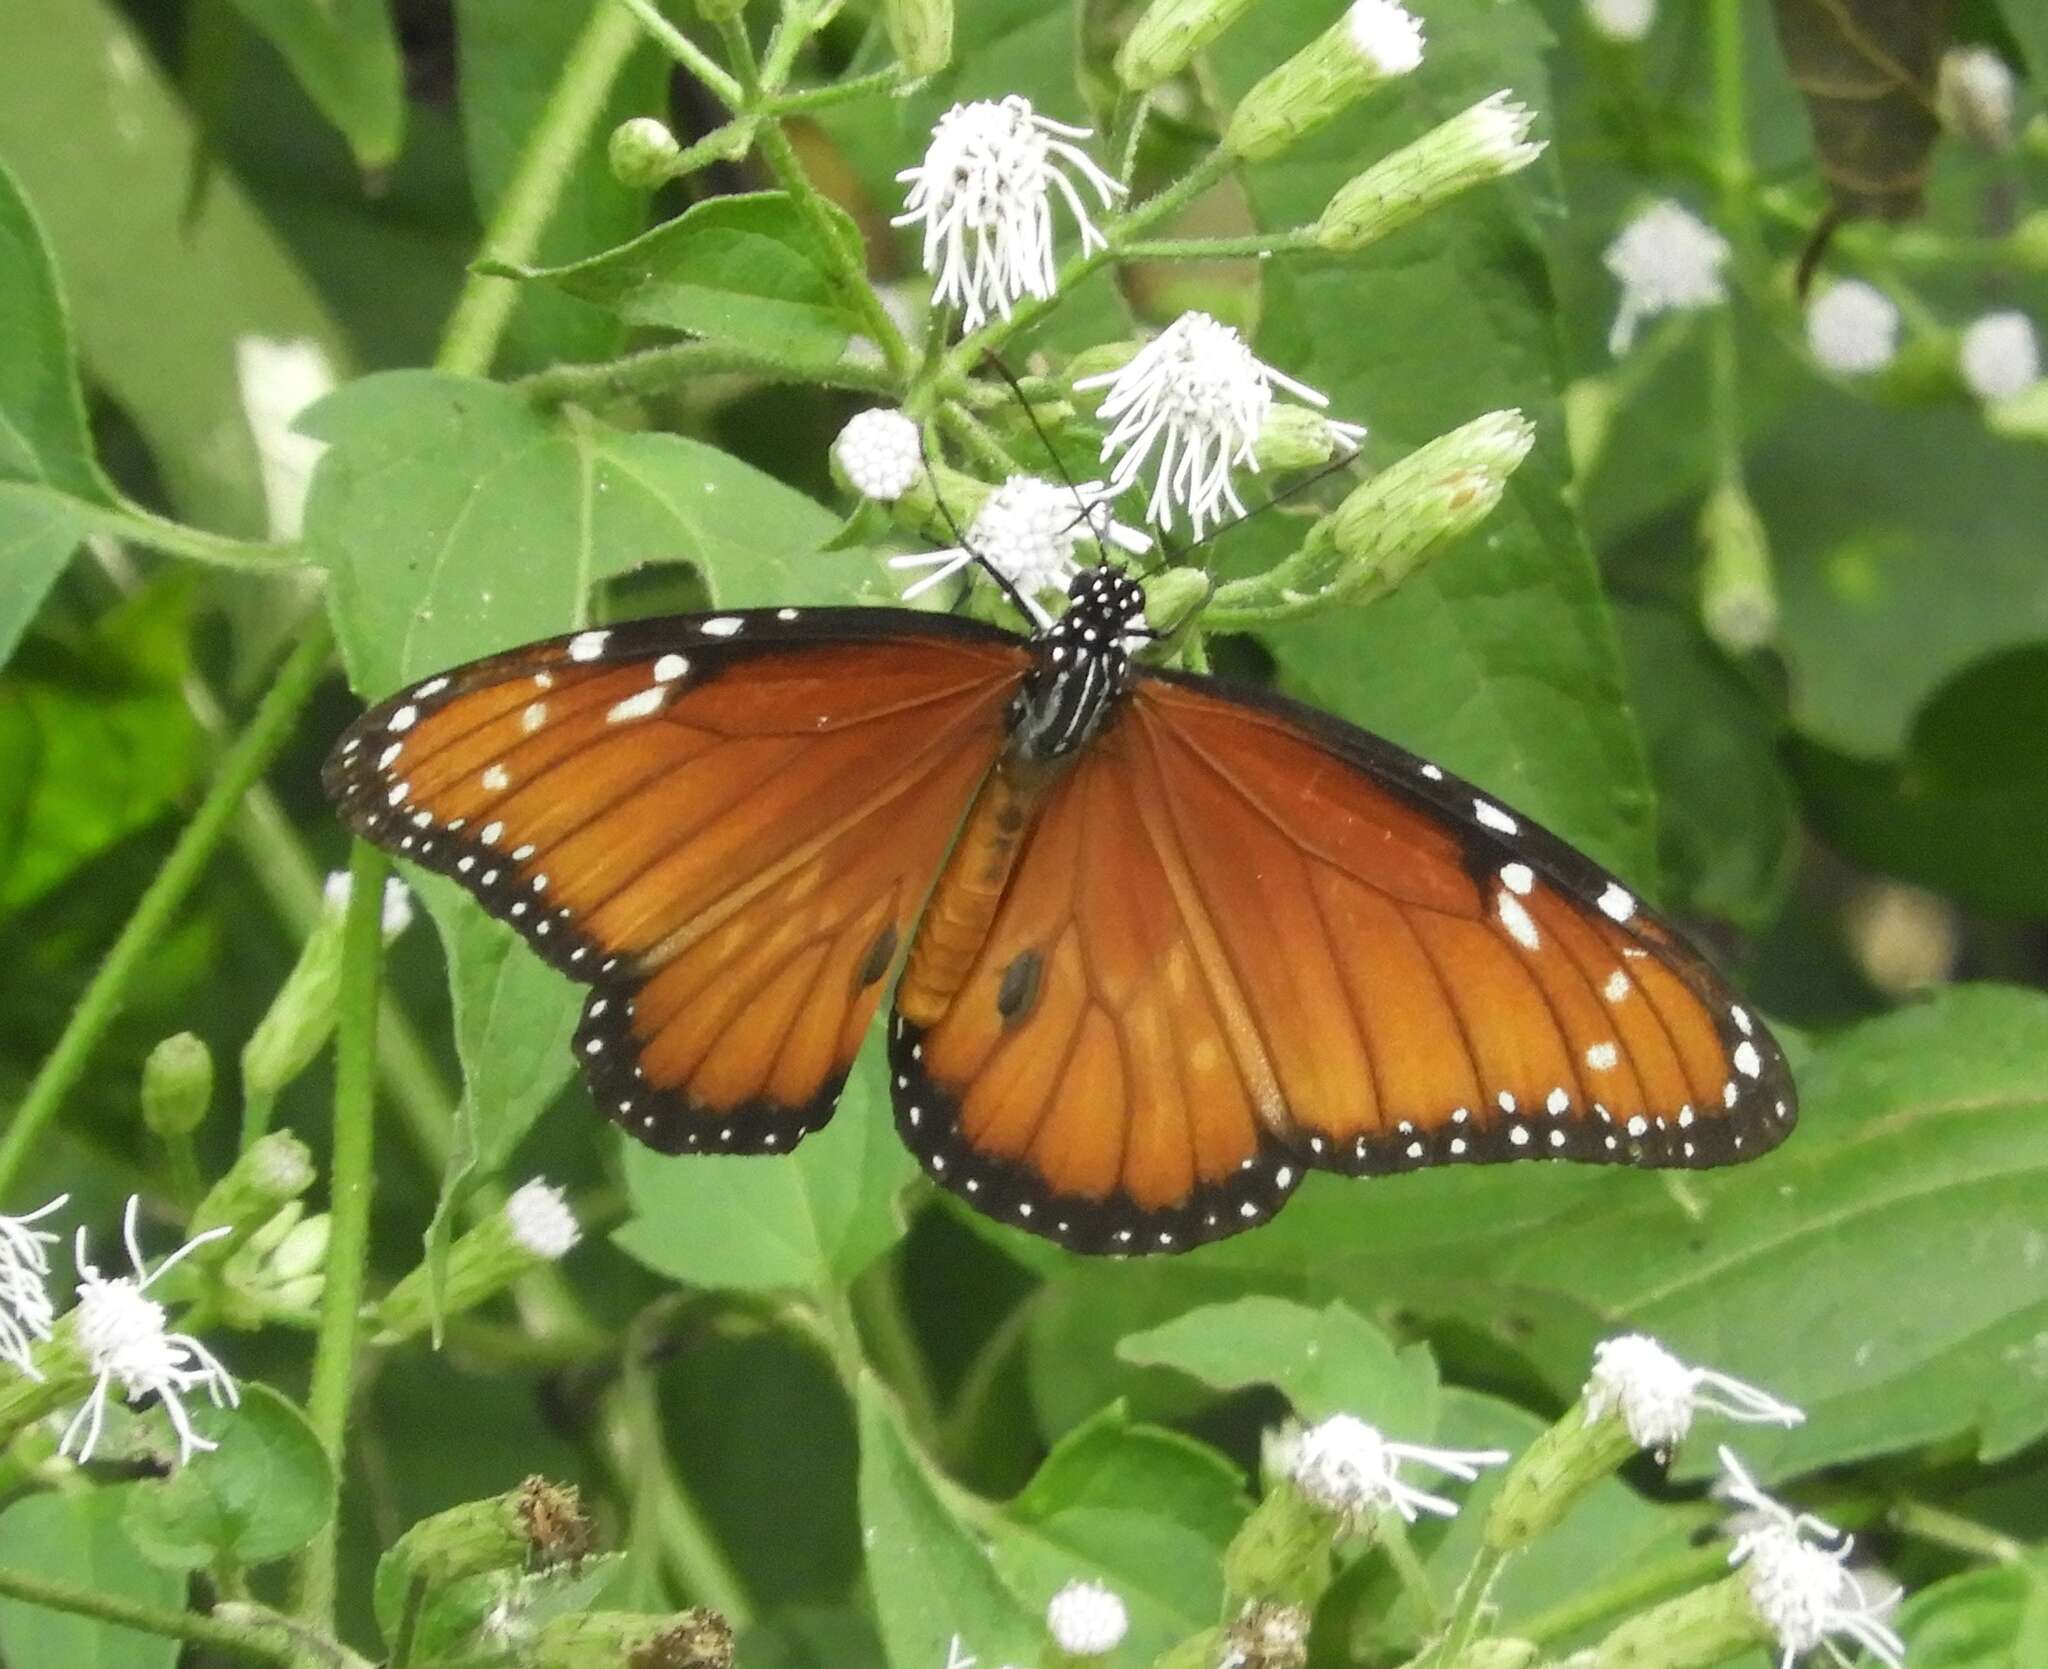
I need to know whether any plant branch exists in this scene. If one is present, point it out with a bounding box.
[292,841,387,1630]
[1116,228,1321,260]
[437,2,648,377]
[1514,1541,1731,1648]
[766,67,904,114]
[1888,1499,2028,1564]
[612,0,744,108]
[0,1565,295,1664]
[0,624,334,1200]
[517,339,900,407]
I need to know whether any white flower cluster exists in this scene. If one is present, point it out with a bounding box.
[889,475,1149,621]
[1604,199,1729,354]
[1288,1412,1508,1526]
[1585,1333,1805,1450]
[1,1194,239,1467]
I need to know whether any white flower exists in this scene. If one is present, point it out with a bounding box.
[1720,1448,1906,1669]
[894,95,1125,333]
[890,475,1149,620]
[235,336,337,540]
[61,1197,238,1466]
[1940,45,2017,151]
[1585,0,1655,42]
[324,870,415,940]
[0,1196,67,1377]
[1585,1334,1805,1451]
[1345,0,1427,77]
[834,409,925,502]
[1806,280,1899,376]
[1288,1413,1508,1526]
[1046,1579,1128,1656]
[504,1179,580,1261]
[1075,313,1364,538]
[1604,200,1730,354]
[1959,310,2041,402]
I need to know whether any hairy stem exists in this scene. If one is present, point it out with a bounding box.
[292,842,386,1629]
[0,1565,295,1664]
[437,2,647,378]
[518,338,900,407]
[0,624,334,1200]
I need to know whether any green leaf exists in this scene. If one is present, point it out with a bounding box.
[0,578,201,915]
[989,1402,1247,1663]
[480,194,862,369]
[0,1488,180,1669]
[1219,0,1658,883]
[1762,399,2048,758]
[0,0,348,536]
[1118,1296,1438,1429]
[1204,985,2048,1480]
[0,158,112,664]
[121,1384,335,1571]
[454,0,665,370]
[614,1043,914,1294]
[1791,644,2048,916]
[223,0,404,172]
[303,370,845,698]
[857,1378,1039,1669]
[1901,1554,2048,1669]
[1615,603,1797,930]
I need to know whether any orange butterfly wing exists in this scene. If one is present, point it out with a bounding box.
[889,669,1795,1253]
[325,610,1027,1153]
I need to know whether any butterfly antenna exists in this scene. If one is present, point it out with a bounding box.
[980,352,1115,564]
[1177,449,1363,570]
[913,423,1045,628]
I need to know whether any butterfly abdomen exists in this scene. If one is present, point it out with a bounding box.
[896,754,1065,1028]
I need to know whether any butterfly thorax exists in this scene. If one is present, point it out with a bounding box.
[1008,569,1145,761]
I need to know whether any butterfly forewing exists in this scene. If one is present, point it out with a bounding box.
[324,609,1028,1153]
[889,666,1795,1253]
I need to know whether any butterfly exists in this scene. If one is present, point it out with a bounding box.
[324,565,1796,1255]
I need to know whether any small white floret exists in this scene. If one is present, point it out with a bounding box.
[1806,281,1899,376]
[1045,1579,1128,1657]
[1585,1335,1803,1450]
[504,1179,581,1260]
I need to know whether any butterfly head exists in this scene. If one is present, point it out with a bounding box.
[1009,568,1147,760]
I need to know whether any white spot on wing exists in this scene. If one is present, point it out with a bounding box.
[653,654,689,683]
[378,742,403,769]
[521,701,548,733]
[1421,763,1444,781]
[1497,891,1541,950]
[416,676,449,698]
[1731,1004,1753,1036]
[1598,882,1635,922]
[1603,970,1631,1003]
[1734,1040,1762,1078]
[1474,799,1519,835]
[481,764,510,792]
[1546,1087,1569,1115]
[701,616,743,637]
[1586,1041,1620,1071]
[389,704,418,733]
[568,631,608,662]
[1500,862,1534,895]
[607,686,668,723]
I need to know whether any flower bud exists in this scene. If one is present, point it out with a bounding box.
[142,1032,213,1138]
[1698,480,1777,654]
[1482,1395,1640,1552]
[886,0,953,77]
[386,1477,593,1593]
[1254,403,1362,472]
[1315,93,1545,254]
[1224,1,1426,162]
[608,117,682,190]
[1590,1572,1767,1668]
[374,1179,582,1343]
[1221,1601,1311,1669]
[1141,566,1212,638]
[188,1132,317,1250]
[888,456,994,551]
[1117,0,1260,91]
[531,1608,733,1669]
[1064,340,1140,388]
[1221,1483,1339,1606]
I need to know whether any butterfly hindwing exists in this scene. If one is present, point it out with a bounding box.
[325,608,1028,1153]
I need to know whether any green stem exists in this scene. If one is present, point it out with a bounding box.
[936,1288,1043,1467]
[102,497,300,569]
[1116,228,1321,260]
[1515,1542,1731,1649]
[292,841,386,1630]
[612,0,744,108]
[1378,1518,1442,1634]
[754,118,916,380]
[0,624,334,1201]
[766,67,904,114]
[1426,1545,1510,1668]
[850,1256,944,1452]
[518,339,900,407]
[1888,1499,2028,1564]
[938,401,1018,476]
[1707,0,1755,255]
[0,1565,294,1664]
[437,2,648,377]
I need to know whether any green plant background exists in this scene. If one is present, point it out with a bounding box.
[1,0,2046,1665]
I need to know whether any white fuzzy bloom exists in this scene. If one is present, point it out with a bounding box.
[1075,312,1364,538]
[1584,1334,1805,1451]
[1959,311,2041,402]
[1345,0,1427,77]
[0,1196,67,1377]
[1585,0,1655,42]
[324,871,415,940]
[1046,1580,1128,1656]
[890,475,1149,621]
[1288,1413,1508,1525]
[1940,46,2017,151]
[834,409,925,502]
[1720,1448,1906,1669]
[894,96,1125,333]
[1806,281,1899,375]
[61,1197,237,1466]
[1604,200,1730,354]
[235,336,337,540]
[504,1179,581,1260]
